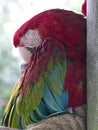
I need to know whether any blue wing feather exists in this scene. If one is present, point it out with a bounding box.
[43,84,68,113]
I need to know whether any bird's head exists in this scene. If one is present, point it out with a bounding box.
[13,16,43,63]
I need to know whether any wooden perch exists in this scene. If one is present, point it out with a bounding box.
[0,105,86,130]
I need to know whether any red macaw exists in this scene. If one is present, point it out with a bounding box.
[2,9,86,129]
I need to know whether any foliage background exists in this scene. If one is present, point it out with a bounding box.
[0,0,83,124]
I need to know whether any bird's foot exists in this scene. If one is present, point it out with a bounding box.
[46,107,76,119]
[66,107,77,118]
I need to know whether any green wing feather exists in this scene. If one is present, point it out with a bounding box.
[2,80,22,128]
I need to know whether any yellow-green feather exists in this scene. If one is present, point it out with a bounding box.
[8,104,20,128]
[30,77,45,110]
[16,94,25,117]
[4,81,22,114]
[46,56,66,95]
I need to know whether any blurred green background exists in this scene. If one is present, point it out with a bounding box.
[0,0,83,124]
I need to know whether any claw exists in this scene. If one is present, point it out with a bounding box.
[66,107,76,118]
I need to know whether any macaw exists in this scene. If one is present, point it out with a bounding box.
[2,9,86,129]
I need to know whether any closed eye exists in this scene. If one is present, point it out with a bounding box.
[26,47,35,53]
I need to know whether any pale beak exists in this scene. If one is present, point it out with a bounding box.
[18,47,32,63]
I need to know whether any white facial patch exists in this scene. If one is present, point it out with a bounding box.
[20,29,42,47]
[18,47,32,63]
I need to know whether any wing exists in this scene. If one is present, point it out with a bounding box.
[2,79,23,128]
[2,38,68,129]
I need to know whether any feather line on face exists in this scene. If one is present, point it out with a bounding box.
[19,29,42,48]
